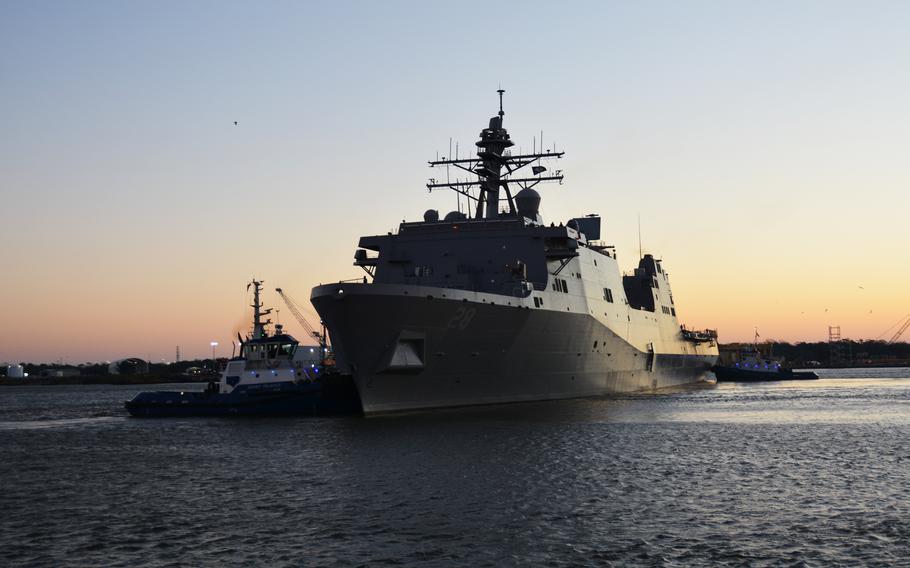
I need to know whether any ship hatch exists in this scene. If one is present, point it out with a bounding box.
[378,332,426,374]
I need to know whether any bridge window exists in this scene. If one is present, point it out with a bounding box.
[603,288,614,303]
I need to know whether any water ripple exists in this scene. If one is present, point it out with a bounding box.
[1,377,910,566]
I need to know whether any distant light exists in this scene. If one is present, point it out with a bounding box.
[211,341,219,347]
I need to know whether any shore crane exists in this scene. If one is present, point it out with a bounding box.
[275,288,329,362]
[888,315,910,343]
[877,313,910,344]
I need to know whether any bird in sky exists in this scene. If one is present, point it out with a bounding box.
[233,121,238,126]
[858,285,864,290]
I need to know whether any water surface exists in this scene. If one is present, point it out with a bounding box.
[2,370,909,566]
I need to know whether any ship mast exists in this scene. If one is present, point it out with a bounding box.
[427,90,565,219]
[247,279,272,339]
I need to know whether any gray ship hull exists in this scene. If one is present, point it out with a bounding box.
[312,284,716,414]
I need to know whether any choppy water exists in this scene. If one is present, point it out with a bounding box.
[2,369,910,567]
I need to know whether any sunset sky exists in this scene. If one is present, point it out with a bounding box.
[2,1,909,363]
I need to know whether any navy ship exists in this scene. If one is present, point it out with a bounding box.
[311,91,719,414]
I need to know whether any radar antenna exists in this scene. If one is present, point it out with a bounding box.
[427,90,564,219]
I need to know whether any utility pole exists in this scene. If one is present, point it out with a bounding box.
[210,341,219,371]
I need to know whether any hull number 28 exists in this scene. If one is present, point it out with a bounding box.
[446,307,477,330]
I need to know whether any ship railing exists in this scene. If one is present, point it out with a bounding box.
[330,278,539,299]
[587,242,615,258]
[680,326,719,342]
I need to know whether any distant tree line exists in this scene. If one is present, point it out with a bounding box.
[2,359,224,377]
[720,340,910,367]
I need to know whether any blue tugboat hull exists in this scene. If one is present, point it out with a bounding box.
[125,376,362,417]
[712,366,819,382]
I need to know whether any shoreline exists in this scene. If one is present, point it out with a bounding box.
[3,365,909,387]
[0,375,212,387]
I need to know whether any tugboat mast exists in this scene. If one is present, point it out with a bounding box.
[247,279,272,339]
[426,89,565,220]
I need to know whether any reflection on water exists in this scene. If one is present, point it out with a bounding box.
[0,416,121,431]
[1,370,909,566]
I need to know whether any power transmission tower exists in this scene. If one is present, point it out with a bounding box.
[828,326,848,367]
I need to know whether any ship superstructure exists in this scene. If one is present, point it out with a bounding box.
[311,92,719,414]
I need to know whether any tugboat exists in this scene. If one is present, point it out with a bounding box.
[712,332,818,382]
[125,280,361,417]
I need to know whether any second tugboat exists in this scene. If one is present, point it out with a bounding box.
[712,333,819,382]
[125,280,361,417]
